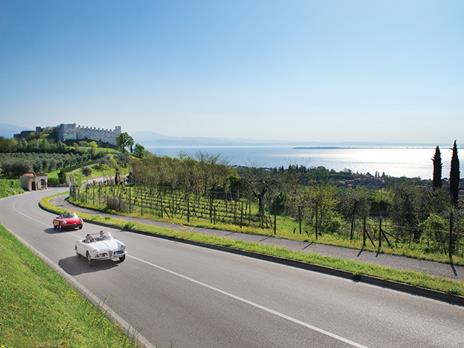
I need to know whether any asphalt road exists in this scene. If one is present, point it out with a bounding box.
[1,189,463,348]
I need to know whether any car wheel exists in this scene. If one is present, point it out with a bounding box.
[86,252,93,266]
[78,225,83,230]
[118,255,126,263]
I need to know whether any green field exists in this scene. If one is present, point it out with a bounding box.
[0,224,137,347]
[0,179,24,199]
[47,168,60,181]
[66,162,129,186]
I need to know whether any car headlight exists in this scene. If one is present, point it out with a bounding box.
[120,244,126,250]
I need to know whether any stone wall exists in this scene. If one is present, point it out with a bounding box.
[58,123,78,141]
[58,124,121,145]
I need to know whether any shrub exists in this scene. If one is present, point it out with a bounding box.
[123,221,136,230]
[81,166,92,176]
[58,169,66,184]
[47,177,60,187]
[420,214,448,254]
[321,215,343,233]
[106,197,128,212]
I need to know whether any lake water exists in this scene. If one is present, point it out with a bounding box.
[147,145,464,179]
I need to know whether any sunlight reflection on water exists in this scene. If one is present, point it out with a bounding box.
[149,146,463,179]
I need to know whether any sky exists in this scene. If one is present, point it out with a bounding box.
[0,0,463,143]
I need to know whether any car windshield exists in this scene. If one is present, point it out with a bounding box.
[84,232,112,243]
[62,213,77,218]
[95,232,111,241]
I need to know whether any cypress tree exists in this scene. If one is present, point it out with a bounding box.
[450,141,460,206]
[432,146,442,190]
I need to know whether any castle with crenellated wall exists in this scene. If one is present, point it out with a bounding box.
[58,124,122,146]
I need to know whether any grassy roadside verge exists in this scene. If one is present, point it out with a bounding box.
[42,193,464,298]
[0,224,137,347]
[0,179,24,199]
[68,196,464,266]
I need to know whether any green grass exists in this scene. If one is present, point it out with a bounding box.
[47,163,119,186]
[0,179,24,199]
[47,169,60,181]
[42,193,464,298]
[71,146,120,156]
[0,224,138,347]
[67,160,130,183]
[84,164,129,180]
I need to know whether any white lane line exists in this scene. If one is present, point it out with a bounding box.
[12,201,50,228]
[128,254,367,348]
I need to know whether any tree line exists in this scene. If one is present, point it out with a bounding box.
[0,153,91,178]
[126,142,461,254]
[432,141,461,207]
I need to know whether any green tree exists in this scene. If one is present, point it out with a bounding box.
[392,186,419,241]
[116,132,135,153]
[133,143,146,158]
[304,185,340,234]
[338,188,370,239]
[269,192,286,216]
[58,169,66,184]
[89,141,98,158]
[269,192,286,234]
[127,136,135,153]
[450,140,460,207]
[432,146,442,191]
[81,166,92,176]
[420,213,448,253]
[242,168,277,225]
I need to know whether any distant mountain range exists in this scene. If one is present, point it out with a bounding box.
[133,131,289,146]
[0,123,452,148]
[0,123,27,138]
[134,131,444,148]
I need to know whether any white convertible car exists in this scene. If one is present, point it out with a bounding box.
[75,231,126,265]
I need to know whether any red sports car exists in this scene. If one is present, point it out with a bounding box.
[53,213,83,231]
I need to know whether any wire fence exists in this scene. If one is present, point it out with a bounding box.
[70,182,464,258]
[71,183,274,229]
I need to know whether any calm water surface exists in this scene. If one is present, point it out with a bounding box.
[148,146,464,179]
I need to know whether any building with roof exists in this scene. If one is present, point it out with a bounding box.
[20,172,48,191]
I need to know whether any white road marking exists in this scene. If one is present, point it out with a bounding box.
[128,254,368,348]
[12,201,50,228]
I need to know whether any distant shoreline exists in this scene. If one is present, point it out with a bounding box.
[291,146,442,150]
[145,145,464,180]
[146,144,443,150]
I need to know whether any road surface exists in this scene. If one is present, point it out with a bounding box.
[0,188,463,347]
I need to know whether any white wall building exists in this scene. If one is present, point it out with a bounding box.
[58,124,121,145]
[20,172,48,191]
